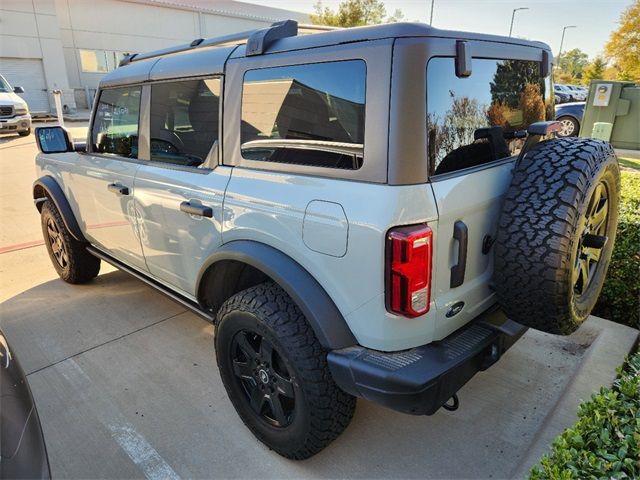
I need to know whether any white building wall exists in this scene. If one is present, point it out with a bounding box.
[0,0,308,112]
[0,0,75,112]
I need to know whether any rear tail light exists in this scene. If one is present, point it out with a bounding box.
[385,224,433,318]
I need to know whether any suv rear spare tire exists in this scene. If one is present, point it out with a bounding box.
[494,138,620,335]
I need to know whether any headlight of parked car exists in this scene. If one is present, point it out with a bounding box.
[14,104,29,115]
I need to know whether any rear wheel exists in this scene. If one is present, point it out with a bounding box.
[494,138,620,334]
[41,200,100,284]
[557,116,579,137]
[215,282,356,459]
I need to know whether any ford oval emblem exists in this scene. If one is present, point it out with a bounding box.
[446,301,465,318]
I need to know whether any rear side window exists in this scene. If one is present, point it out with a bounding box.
[92,86,141,158]
[241,60,366,170]
[427,58,553,176]
[150,78,220,168]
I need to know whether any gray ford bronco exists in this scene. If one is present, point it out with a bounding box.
[33,21,620,459]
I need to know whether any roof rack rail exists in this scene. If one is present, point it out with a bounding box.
[119,19,298,67]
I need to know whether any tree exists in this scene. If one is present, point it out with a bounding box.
[311,0,402,27]
[582,56,607,84]
[490,60,544,108]
[556,48,589,82]
[519,83,546,126]
[605,0,640,81]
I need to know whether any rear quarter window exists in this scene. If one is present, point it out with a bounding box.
[427,57,553,176]
[241,60,366,170]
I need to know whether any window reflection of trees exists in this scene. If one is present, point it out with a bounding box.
[428,59,550,172]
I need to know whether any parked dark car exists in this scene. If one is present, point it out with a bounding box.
[0,330,50,479]
[555,102,585,137]
[555,84,581,103]
[554,88,570,104]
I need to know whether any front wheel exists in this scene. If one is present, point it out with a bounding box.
[215,282,356,459]
[41,200,100,284]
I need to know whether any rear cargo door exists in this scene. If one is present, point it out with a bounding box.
[426,52,552,339]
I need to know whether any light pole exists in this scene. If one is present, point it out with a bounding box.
[558,25,577,59]
[429,0,435,25]
[509,7,529,37]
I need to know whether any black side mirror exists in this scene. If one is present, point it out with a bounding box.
[540,50,552,78]
[35,126,74,153]
[13,86,25,94]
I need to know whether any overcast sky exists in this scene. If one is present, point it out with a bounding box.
[248,0,631,59]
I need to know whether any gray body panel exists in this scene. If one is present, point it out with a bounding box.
[36,22,554,351]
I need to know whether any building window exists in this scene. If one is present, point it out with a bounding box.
[427,57,553,176]
[150,78,221,167]
[79,50,131,73]
[241,60,366,170]
[79,49,109,73]
[92,86,141,158]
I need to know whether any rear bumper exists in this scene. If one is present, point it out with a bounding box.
[327,307,526,415]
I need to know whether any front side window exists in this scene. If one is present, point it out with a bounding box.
[427,58,553,176]
[241,60,366,170]
[0,76,11,92]
[149,78,220,167]
[91,86,141,158]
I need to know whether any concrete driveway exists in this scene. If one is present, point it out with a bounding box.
[0,127,637,479]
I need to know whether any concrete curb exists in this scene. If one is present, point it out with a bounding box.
[615,148,640,160]
[511,317,639,478]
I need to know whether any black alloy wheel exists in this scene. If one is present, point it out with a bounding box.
[45,217,69,269]
[230,329,296,428]
[573,181,610,297]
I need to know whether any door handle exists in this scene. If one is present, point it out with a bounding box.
[107,183,129,195]
[450,220,468,288]
[180,201,213,218]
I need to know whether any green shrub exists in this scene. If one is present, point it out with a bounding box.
[530,353,640,479]
[593,171,640,328]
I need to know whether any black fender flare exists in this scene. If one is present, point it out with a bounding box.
[197,240,358,350]
[33,176,86,242]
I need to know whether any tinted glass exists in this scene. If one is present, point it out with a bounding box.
[241,60,365,170]
[0,76,10,93]
[38,127,68,153]
[150,78,220,167]
[427,58,553,175]
[91,86,141,158]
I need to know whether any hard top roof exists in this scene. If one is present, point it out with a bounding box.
[100,21,551,88]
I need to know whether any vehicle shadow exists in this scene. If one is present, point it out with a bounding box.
[0,133,29,145]
[0,270,589,479]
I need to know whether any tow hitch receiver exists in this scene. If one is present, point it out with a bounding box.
[442,394,459,411]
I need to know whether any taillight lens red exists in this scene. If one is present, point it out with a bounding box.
[385,225,433,318]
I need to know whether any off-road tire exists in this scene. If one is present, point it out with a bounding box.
[215,282,356,459]
[494,138,620,335]
[41,200,100,284]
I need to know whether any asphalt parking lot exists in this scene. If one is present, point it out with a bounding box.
[1,126,638,479]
